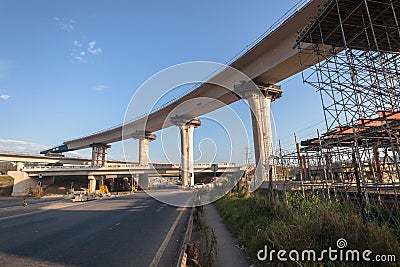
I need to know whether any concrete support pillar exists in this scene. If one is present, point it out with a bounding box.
[90,143,111,167]
[179,125,188,186]
[9,171,37,196]
[131,131,156,190]
[88,175,96,193]
[235,81,282,188]
[16,162,24,171]
[138,174,149,190]
[48,176,55,185]
[139,137,150,165]
[171,116,201,187]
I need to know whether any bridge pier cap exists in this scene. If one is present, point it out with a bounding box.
[119,61,273,205]
[234,81,282,101]
[170,115,201,127]
[131,130,157,141]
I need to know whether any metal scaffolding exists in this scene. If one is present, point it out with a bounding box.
[274,0,400,229]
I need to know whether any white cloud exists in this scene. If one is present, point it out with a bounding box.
[88,41,95,48]
[0,94,10,100]
[64,151,91,158]
[54,17,75,32]
[0,139,91,158]
[54,19,103,63]
[62,23,74,32]
[71,40,102,63]
[0,139,49,155]
[94,84,108,92]
[74,56,87,63]
[73,40,82,47]
[87,41,102,55]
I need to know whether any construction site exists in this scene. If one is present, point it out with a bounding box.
[273,0,400,230]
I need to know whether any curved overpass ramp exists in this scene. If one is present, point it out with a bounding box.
[42,0,325,154]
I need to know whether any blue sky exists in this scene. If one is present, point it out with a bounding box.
[0,0,325,164]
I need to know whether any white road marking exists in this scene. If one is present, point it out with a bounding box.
[109,222,121,230]
[149,199,191,267]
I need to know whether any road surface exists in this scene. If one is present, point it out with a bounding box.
[0,196,63,209]
[0,192,191,267]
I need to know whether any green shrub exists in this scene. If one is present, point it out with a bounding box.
[215,192,400,266]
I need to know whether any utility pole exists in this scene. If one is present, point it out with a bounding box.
[244,146,251,166]
[294,133,305,197]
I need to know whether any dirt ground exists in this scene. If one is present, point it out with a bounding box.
[42,176,88,195]
[0,175,89,197]
[0,175,13,196]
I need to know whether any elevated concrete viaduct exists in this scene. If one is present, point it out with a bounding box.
[0,152,135,168]
[40,0,325,189]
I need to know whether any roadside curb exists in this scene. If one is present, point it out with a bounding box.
[176,207,194,267]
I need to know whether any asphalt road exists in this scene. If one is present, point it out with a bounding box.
[0,196,64,209]
[0,192,192,267]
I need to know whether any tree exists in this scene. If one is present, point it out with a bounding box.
[0,162,15,174]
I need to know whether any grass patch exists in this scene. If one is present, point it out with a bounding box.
[0,175,13,196]
[214,191,400,266]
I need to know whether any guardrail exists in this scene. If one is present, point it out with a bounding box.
[22,162,237,171]
[23,166,93,170]
[176,208,194,267]
[176,191,198,267]
[194,163,236,167]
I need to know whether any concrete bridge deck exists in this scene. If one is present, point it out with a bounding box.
[8,162,242,196]
[20,163,240,177]
[0,151,133,166]
[43,0,324,154]
[37,0,326,189]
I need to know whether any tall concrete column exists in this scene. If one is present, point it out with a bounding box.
[132,131,156,190]
[88,175,97,193]
[16,162,25,171]
[90,143,111,167]
[171,116,201,187]
[235,81,282,188]
[139,138,150,165]
[186,125,196,187]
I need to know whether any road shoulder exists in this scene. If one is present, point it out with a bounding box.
[201,203,251,267]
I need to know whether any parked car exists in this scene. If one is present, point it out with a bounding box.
[193,183,206,189]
